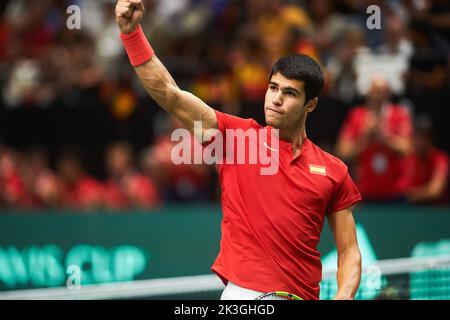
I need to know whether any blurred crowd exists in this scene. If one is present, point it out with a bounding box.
[0,0,449,210]
[0,126,213,210]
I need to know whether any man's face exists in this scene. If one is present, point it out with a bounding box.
[264,73,308,129]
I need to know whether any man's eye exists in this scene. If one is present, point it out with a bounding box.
[269,86,277,91]
[286,92,295,96]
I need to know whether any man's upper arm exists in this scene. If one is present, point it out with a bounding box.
[134,56,218,137]
[172,90,218,135]
[327,168,362,216]
[326,162,362,251]
[327,208,359,252]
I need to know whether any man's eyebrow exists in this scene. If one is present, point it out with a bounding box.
[269,82,302,95]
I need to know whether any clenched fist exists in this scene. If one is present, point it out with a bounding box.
[115,0,145,34]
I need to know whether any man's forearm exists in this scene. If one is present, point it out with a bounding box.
[121,25,217,135]
[116,1,182,115]
[334,246,362,300]
[116,0,220,138]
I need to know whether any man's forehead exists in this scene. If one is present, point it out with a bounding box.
[270,73,304,92]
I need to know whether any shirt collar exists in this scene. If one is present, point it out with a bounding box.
[266,126,312,153]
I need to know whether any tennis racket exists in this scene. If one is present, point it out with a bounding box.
[255,291,303,300]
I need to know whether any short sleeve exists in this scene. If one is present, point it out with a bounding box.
[326,170,362,215]
[206,110,259,163]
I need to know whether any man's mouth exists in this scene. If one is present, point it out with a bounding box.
[266,107,284,115]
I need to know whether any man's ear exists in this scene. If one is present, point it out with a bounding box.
[306,97,318,113]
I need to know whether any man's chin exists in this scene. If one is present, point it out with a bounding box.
[265,118,281,128]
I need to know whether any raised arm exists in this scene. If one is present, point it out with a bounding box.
[115,0,217,139]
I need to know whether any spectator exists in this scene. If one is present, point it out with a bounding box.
[353,20,411,98]
[325,26,366,105]
[141,114,213,202]
[407,116,449,205]
[375,14,413,96]
[103,141,160,210]
[336,75,413,202]
[0,147,28,208]
[0,0,448,209]
[230,26,268,123]
[21,147,60,208]
[403,0,450,41]
[405,18,448,152]
[56,149,103,211]
[309,0,348,65]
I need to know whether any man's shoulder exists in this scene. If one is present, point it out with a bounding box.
[308,141,349,174]
[214,110,261,131]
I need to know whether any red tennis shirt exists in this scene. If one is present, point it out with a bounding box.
[211,110,362,300]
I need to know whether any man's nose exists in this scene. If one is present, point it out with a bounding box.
[272,91,283,106]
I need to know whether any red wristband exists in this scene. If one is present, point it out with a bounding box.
[120,25,155,67]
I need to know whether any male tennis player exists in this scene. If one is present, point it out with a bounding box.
[115,0,362,300]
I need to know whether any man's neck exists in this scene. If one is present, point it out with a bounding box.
[279,126,307,159]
